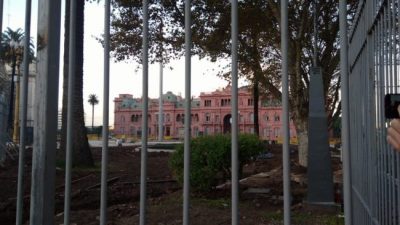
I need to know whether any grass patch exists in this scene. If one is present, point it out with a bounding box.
[262,211,344,225]
[56,160,101,172]
[193,198,231,209]
[263,211,283,222]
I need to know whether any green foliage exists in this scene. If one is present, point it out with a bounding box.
[1,27,35,65]
[169,134,263,192]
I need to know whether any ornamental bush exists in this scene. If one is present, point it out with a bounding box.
[169,134,263,192]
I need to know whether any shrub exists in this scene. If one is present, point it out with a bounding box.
[169,134,263,192]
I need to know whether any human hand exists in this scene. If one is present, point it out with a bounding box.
[387,106,400,152]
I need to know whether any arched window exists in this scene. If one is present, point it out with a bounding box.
[176,114,181,122]
[121,116,125,122]
[249,113,254,123]
[166,113,170,122]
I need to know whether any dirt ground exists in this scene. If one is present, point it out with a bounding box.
[0,144,344,225]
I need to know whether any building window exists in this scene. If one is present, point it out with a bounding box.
[176,114,181,122]
[121,116,125,122]
[166,114,170,122]
[248,98,254,106]
[120,127,125,134]
[274,115,280,121]
[274,127,279,137]
[221,99,231,107]
[249,113,254,123]
[206,113,211,122]
[130,127,135,135]
[204,99,212,107]
[215,115,220,123]
[263,113,269,121]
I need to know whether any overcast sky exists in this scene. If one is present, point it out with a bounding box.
[5,0,247,127]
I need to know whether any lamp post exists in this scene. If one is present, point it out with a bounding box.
[7,40,23,140]
[13,60,21,142]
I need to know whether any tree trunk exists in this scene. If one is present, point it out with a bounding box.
[60,0,94,167]
[295,118,308,167]
[91,105,94,128]
[253,79,259,136]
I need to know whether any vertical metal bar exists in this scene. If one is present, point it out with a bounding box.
[15,0,31,224]
[396,1,400,221]
[29,0,61,224]
[231,1,239,225]
[395,0,400,219]
[183,0,191,224]
[158,61,163,142]
[376,18,383,224]
[313,0,317,67]
[388,2,396,224]
[389,0,393,94]
[339,1,352,224]
[281,1,290,225]
[139,0,149,225]
[380,14,387,225]
[377,14,382,225]
[383,7,390,225]
[0,0,3,37]
[100,0,110,224]
[397,0,400,90]
[64,0,77,223]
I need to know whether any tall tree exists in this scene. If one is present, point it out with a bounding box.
[88,94,99,128]
[60,0,94,167]
[109,0,356,167]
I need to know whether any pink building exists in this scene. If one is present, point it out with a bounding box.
[114,86,297,141]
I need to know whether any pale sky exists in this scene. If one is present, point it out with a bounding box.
[5,0,247,127]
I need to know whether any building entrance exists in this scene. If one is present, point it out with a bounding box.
[223,114,232,134]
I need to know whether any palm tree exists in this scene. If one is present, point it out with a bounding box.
[0,27,34,138]
[88,94,99,128]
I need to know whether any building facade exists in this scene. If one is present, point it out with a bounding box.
[114,86,297,141]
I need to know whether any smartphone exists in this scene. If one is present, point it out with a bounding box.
[385,94,400,119]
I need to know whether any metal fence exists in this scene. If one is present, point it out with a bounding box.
[9,0,400,225]
[347,0,400,224]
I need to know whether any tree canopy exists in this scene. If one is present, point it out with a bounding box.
[109,0,357,166]
[0,27,35,65]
